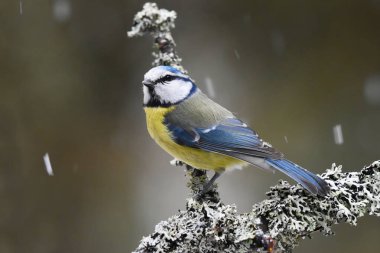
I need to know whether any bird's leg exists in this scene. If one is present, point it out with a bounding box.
[195,171,222,200]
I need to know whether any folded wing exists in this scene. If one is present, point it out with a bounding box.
[164,116,283,162]
[164,114,329,196]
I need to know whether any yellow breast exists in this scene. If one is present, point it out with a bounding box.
[144,106,246,172]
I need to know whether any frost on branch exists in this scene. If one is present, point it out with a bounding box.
[127,2,186,73]
[128,3,380,253]
[133,161,380,253]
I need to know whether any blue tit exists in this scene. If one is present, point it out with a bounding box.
[142,65,329,196]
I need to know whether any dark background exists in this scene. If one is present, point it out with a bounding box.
[1,0,380,252]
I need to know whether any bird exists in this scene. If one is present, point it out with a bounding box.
[142,65,330,197]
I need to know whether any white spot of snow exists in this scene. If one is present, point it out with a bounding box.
[333,124,344,145]
[43,153,54,176]
[364,75,380,105]
[170,159,178,166]
[53,0,71,22]
[204,77,216,98]
[19,1,23,15]
[284,136,288,143]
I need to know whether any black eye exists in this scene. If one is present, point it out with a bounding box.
[158,75,175,84]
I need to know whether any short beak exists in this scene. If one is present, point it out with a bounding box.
[142,80,154,88]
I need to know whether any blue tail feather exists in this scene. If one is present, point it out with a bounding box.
[265,159,329,196]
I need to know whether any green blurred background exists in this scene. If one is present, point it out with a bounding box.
[1,0,380,252]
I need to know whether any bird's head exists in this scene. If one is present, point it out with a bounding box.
[142,66,197,107]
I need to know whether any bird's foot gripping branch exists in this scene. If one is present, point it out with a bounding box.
[129,2,380,252]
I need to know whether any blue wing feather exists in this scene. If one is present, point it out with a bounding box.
[166,123,197,148]
[164,117,282,158]
[164,116,329,196]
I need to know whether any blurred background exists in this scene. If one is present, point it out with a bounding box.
[1,0,380,252]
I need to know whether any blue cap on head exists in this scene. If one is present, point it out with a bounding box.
[161,65,183,74]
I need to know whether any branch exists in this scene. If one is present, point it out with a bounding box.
[127,2,186,73]
[128,3,380,252]
[128,2,216,202]
[132,162,380,253]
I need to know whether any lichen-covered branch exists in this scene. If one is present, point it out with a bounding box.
[128,2,186,73]
[128,3,380,253]
[128,2,214,201]
[133,161,380,253]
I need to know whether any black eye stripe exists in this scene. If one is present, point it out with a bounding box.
[156,75,176,84]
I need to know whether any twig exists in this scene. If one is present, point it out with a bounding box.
[128,2,216,202]
[132,161,380,253]
[128,2,186,73]
[128,3,380,252]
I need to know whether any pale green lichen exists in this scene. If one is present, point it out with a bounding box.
[127,2,185,72]
[133,162,380,253]
[128,3,380,252]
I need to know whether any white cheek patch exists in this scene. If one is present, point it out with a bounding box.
[154,79,193,104]
[143,85,151,104]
